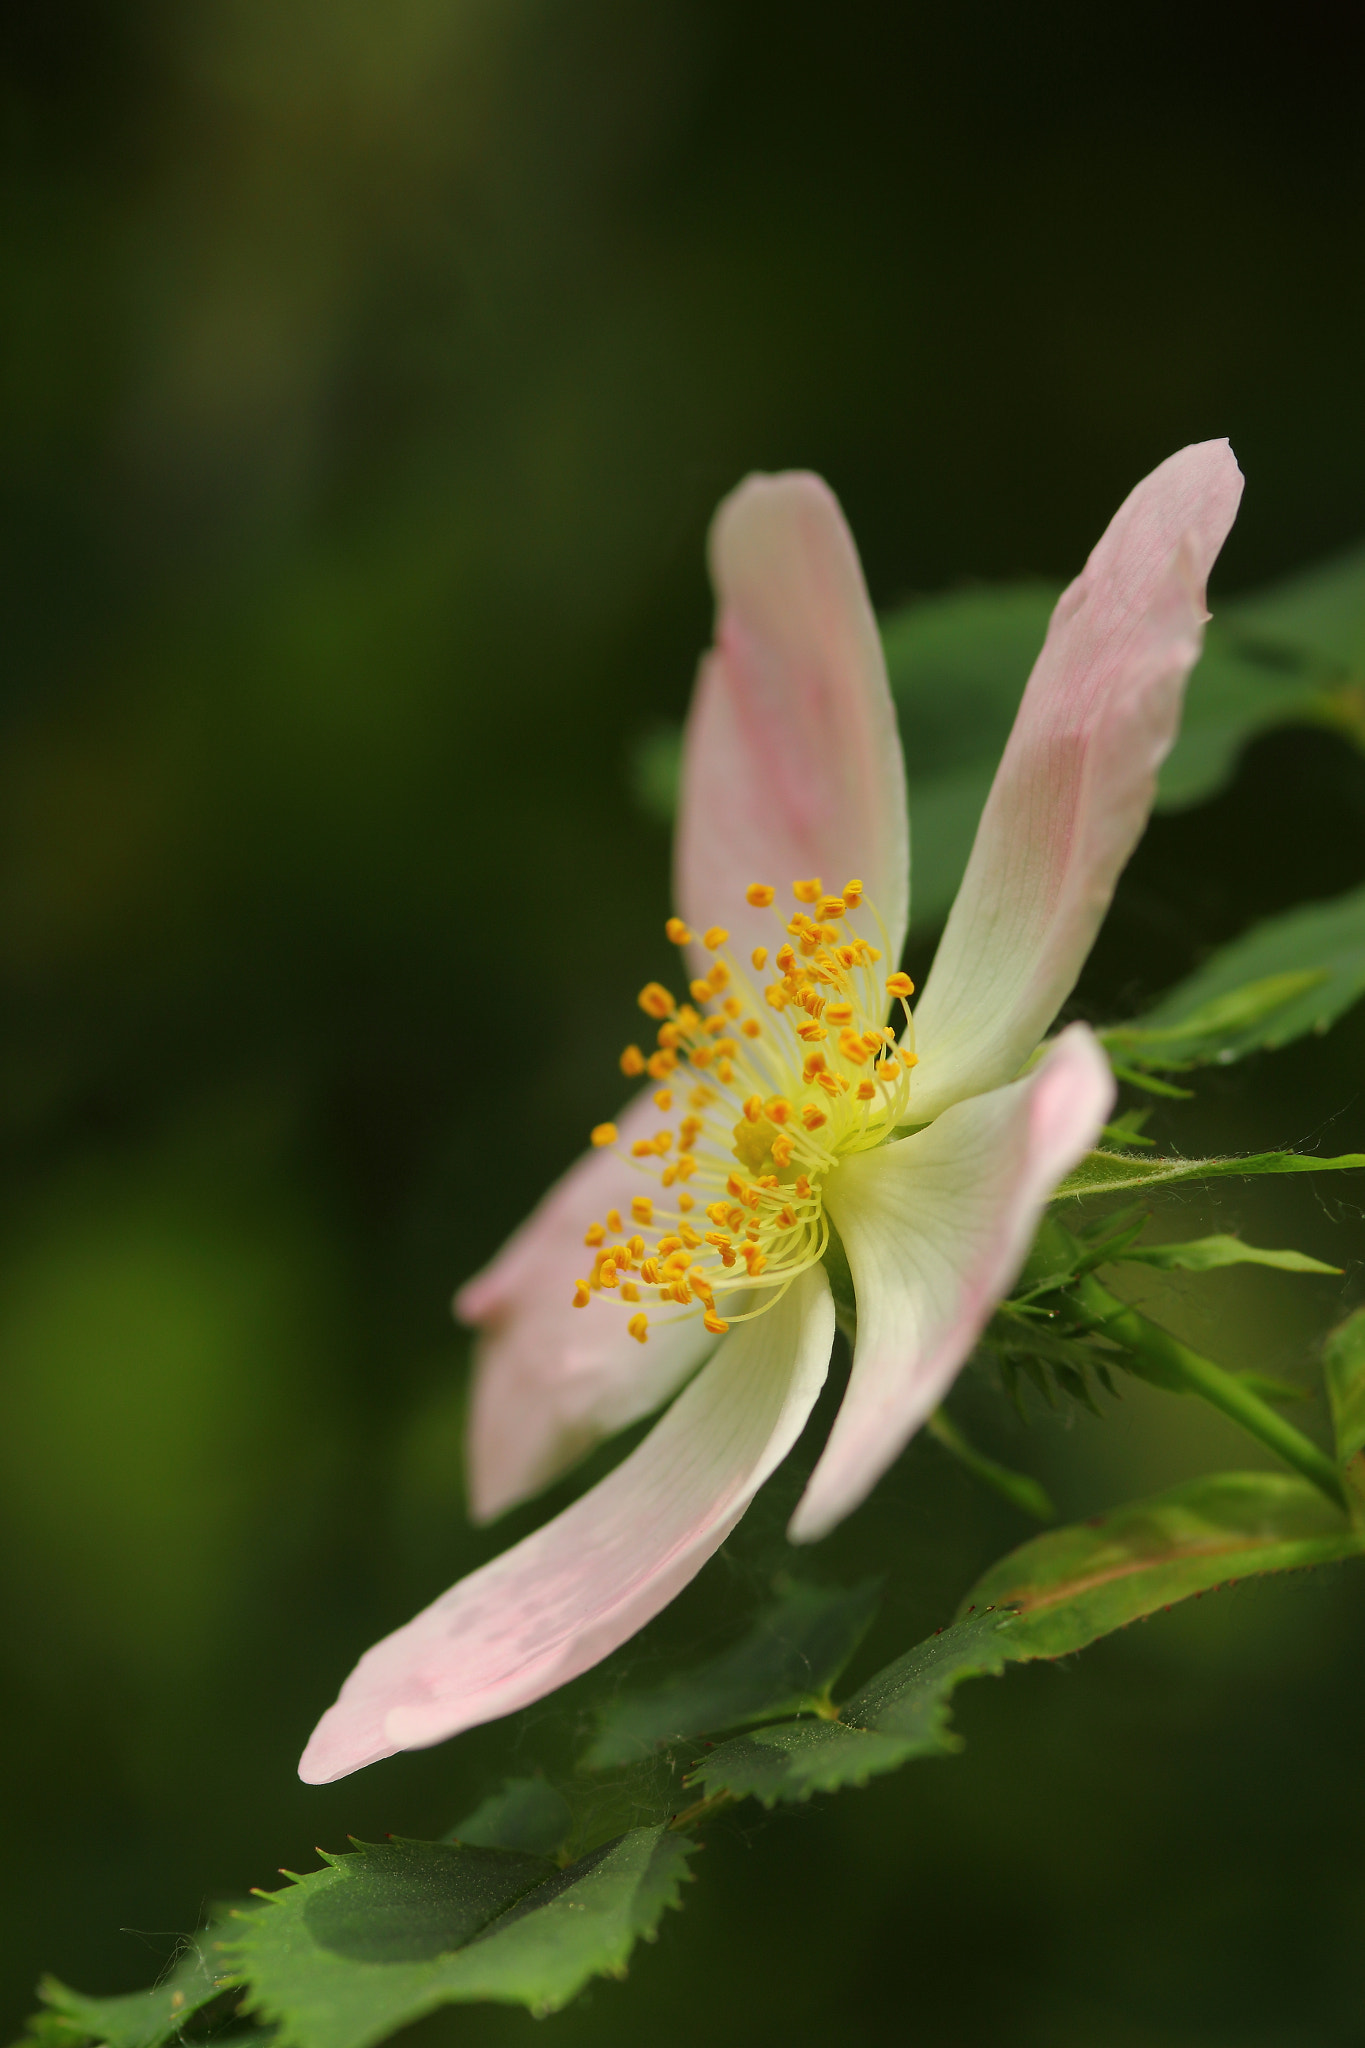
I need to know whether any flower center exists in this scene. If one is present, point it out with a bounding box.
[573,877,917,1344]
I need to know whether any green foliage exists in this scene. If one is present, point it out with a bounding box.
[686,1610,1022,1806]
[445,1778,573,1858]
[585,1578,882,1768]
[962,1473,1365,1658]
[1114,1234,1340,1276]
[1104,884,1365,1073]
[1323,1308,1365,1487]
[230,1829,695,2046]
[18,1924,239,2048]
[1051,1147,1365,1201]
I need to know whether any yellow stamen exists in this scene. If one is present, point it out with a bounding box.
[584,1222,605,1247]
[572,1281,590,1308]
[628,1312,649,1343]
[886,972,915,999]
[591,1123,618,1147]
[793,878,822,903]
[665,917,692,945]
[620,1045,645,1075]
[631,1196,653,1225]
[703,926,729,950]
[746,883,775,907]
[639,982,675,1018]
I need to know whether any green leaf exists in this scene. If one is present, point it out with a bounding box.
[684,1609,1022,1806]
[446,1778,573,1859]
[1323,1307,1365,1469]
[232,1829,694,2045]
[960,1472,1365,1658]
[25,1923,240,2048]
[584,1578,882,1769]
[1104,885,1365,1070]
[1051,1148,1365,1201]
[1114,1234,1340,1276]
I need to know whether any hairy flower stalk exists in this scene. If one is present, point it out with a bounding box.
[300,440,1244,1785]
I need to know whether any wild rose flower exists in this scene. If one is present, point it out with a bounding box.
[300,440,1243,1783]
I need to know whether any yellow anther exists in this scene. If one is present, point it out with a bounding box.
[765,984,788,1011]
[842,878,864,907]
[653,1130,674,1154]
[902,1050,920,1068]
[606,1208,623,1233]
[707,1201,730,1225]
[707,961,730,992]
[742,1018,763,1038]
[628,1313,649,1344]
[680,1223,703,1248]
[797,1020,827,1043]
[680,1116,704,1146]
[771,1133,795,1168]
[690,978,713,1005]
[653,1091,673,1115]
[599,1261,620,1289]
[716,1060,734,1085]
[658,1022,682,1049]
[661,1164,678,1186]
[678,1192,696,1212]
[801,1104,828,1130]
[703,1311,730,1335]
[819,895,846,920]
[584,1222,606,1247]
[757,1174,779,1189]
[802,1051,827,1080]
[793,878,822,903]
[631,1196,654,1225]
[677,1153,698,1178]
[640,1258,660,1284]
[775,944,797,972]
[627,1235,646,1259]
[678,1004,702,1032]
[856,1079,877,1101]
[795,1175,812,1198]
[591,1122,618,1148]
[632,1138,655,1158]
[746,883,775,907]
[886,972,915,999]
[704,1230,732,1249]
[620,1044,645,1076]
[665,917,692,945]
[662,1250,693,1275]
[723,995,744,1018]
[639,982,675,1018]
[704,1014,729,1037]
[690,1275,715,1307]
[647,1050,677,1080]
[764,1097,791,1124]
[656,1235,683,1255]
[825,1002,854,1025]
[839,1028,871,1065]
[817,1071,846,1096]
[743,1095,764,1123]
[743,1246,768,1277]
[703,926,729,950]
[727,1206,745,1231]
[752,946,769,971]
[572,1281,591,1308]
[621,1282,640,1303]
[689,1085,714,1108]
[726,1173,746,1200]
[777,1205,798,1229]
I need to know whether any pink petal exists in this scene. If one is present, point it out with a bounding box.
[300,1268,835,1781]
[675,472,909,977]
[456,1087,715,1522]
[907,441,1244,1123]
[789,1023,1113,1544]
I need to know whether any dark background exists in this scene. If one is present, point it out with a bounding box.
[3,5,1364,2045]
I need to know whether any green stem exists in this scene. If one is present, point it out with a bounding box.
[1067,1272,1349,1512]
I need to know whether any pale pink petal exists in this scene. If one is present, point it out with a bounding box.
[300,1268,835,1781]
[789,1024,1113,1544]
[675,472,908,978]
[456,1088,715,1522]
[907,441,1243,1123]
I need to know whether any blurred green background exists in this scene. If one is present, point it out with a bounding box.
[3,5,1365,2045]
